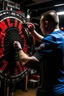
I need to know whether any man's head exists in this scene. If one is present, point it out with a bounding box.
[40,10,59,36]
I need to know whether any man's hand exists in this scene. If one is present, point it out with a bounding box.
[26,22,35,32]
[13,41,22,51]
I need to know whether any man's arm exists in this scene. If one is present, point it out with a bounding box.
[26,22,44,42]
[13,41,39,65]
[18,49,39,62]
[30,30,44,42]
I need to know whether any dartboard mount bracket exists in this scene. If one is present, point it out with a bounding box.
[0,10,30,83]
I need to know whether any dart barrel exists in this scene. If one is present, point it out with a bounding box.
[0,10,30,83]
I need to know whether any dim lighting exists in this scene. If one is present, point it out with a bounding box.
[54,4,64,7]
[26,14,30,19]
[26,9,31,21]
[57,11,64,15]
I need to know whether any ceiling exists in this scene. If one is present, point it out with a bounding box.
[12,0,52,6]
[11,0,64,25]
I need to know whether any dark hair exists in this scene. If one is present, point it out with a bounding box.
[41,10,59,28]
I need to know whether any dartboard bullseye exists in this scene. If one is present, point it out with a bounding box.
[0,10,29,83]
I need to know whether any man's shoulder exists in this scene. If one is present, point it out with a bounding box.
[44,30,64,40]
[43,34,53,41]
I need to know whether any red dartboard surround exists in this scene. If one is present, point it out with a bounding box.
[0,10,29,83]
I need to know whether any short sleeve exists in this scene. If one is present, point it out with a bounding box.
[33,35,56,61]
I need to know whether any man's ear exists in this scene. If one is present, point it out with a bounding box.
[44,20,49,28]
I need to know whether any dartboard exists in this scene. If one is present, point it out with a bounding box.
[0,10,29,83]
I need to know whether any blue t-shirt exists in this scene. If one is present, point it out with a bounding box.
[34,30,64,96]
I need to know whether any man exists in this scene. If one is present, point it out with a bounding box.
[13,10,64,96]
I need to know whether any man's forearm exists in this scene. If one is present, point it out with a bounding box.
[31,30,44,42]
[18,50,39,62]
